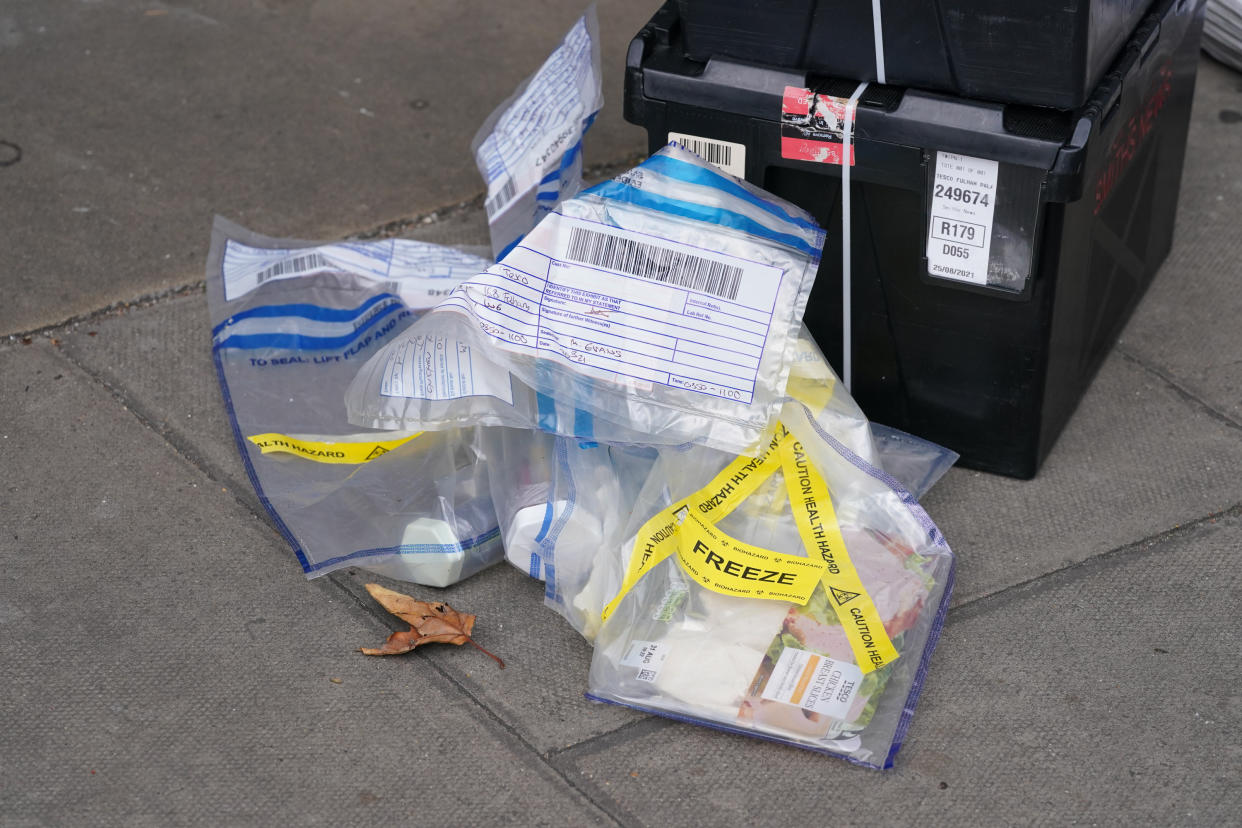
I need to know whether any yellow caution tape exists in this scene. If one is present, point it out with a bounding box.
[786,374,834,417]
[786,335,836,416]
[602,419,900,674]
[676,511,824,605]
[779,436,899,673]
[245,432,420,464]
[599,426,793,621]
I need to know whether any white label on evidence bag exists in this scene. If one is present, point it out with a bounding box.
[925,152,999,286]
[621,640,669,683]
[476,17,595,219]
[667,132,747,178]
[378,334,514,404]
[221,239,488,304]
[434,214,784,405]
[760,647,864,720]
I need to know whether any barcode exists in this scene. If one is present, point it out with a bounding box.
[677,136,731,168]
[565,227,743,301]
[485,178,518,217]
[668,132,746,176]
[255,253,331,285]
[636,669,658,683]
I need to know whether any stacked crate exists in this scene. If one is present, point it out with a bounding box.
[624,0,1207,477]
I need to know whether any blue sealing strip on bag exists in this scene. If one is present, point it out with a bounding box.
[535,391,559,433]
[539,437,578,605]
[212,300,404,352]
[639,154,821,234]
[583,180,822,259]
[210,292,400,337]
[573,406,595,443]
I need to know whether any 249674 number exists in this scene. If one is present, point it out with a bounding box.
[933,183,990,206]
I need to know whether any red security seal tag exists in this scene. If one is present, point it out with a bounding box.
[780,86,856,166]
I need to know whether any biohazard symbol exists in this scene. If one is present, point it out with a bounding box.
[364,445,390,461]
[829,586,860,606]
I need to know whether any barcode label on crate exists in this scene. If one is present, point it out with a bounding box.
[485,177,519,218]
[565,226,743,301]
[255,253,332,285]
[667,132,746,178]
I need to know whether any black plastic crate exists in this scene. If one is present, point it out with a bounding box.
[625,0,1206,478]
[675,0,1157,110]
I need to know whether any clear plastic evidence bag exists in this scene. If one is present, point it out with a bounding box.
[346,142,827,457]
[206,217,504,586]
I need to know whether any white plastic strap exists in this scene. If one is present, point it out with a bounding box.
[841,82,868,392]
[871,0,887,84]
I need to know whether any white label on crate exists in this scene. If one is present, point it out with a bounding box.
[760,647,864,720]
[621,640,668,683]
[925,152,999,286]
[667,132,747,178]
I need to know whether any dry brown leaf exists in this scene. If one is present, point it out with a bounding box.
[359,583,504,668]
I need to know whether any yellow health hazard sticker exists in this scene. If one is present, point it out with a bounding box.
[245,432,420,464]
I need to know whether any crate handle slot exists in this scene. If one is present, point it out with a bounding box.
[1139,25,1161,66]
[1100,85,1124,127]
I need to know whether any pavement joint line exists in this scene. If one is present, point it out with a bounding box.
[1115,344,1242,433]
[320,571,630,827]
[344,193,487,242]
[5,152,650,339]
[947,500,1242,624]
[43,333,271,525]
[546,716,671,763]
[5,281,208,343]
[344,151,647,242]
[542,722,668,828]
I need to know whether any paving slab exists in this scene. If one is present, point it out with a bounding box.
[0,0,652,335]
[336,566,645,755]
[0,341,612,826]
[919,351,1242,604]
[56,298,248,497]
[1119,58,1242,424]
[557,513,1242,827]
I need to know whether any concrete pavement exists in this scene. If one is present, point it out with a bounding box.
[2,1,1240,824]
[0,0,650,335]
